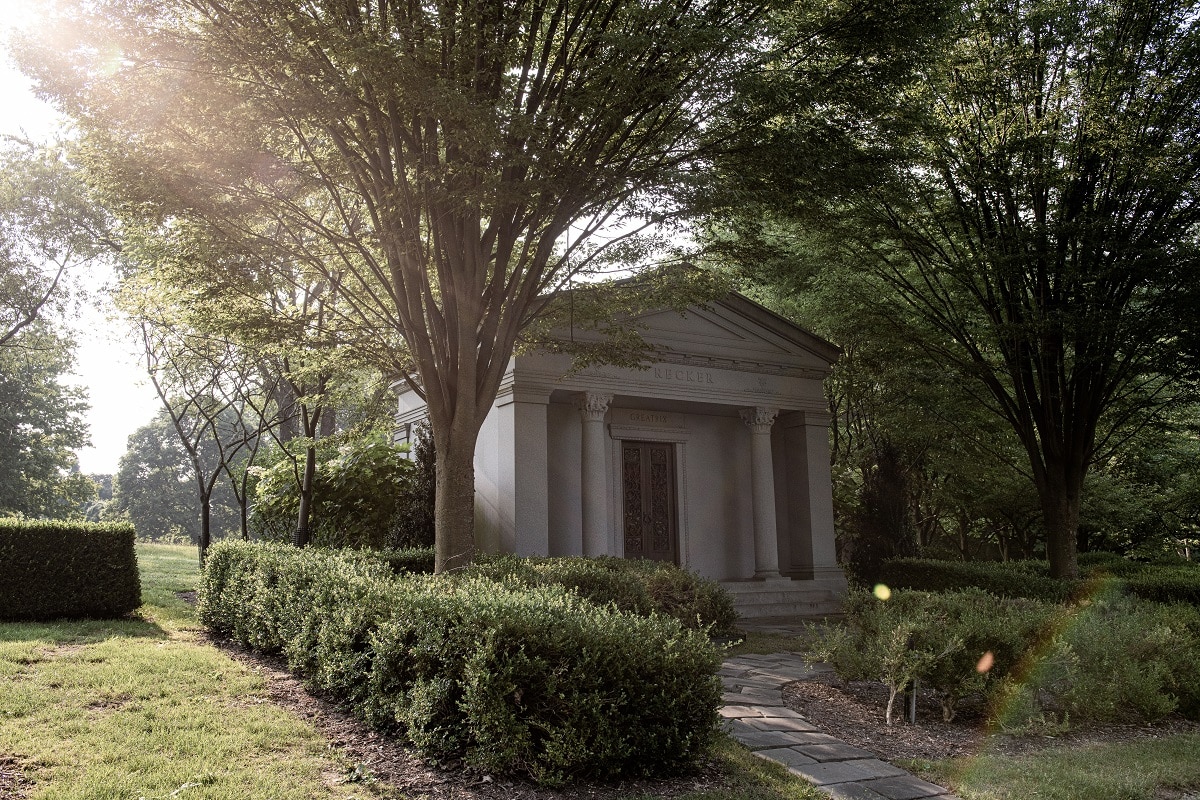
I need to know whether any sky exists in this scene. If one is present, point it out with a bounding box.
[2,2,162,475]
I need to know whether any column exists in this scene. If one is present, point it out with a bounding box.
[578,392,612,556]
[801,411,845,588]
[740,406,781,579]
[509,393,550,556]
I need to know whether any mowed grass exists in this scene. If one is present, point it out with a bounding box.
[906,734,1200,800]
[0,542,829,800]
[21,545,1198,800]
[0,543,369,800]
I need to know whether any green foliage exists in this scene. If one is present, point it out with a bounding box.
[0,518,141,620]
[1122,566,1200,606]
[817,587,1200,732]
[250,430,432,550]
[1041,596,1200,724]
[0,323,95,519]
[109,409,241,542]
[367,547,436,575]
[198,542,722,785]
[391,421,435,549]
[463,554,738,636]
[0,139,111,344]
[880,553,1200,606]
[877,558,1077,602]
[714,0,1200,580]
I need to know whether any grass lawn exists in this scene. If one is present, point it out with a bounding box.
[906,735,1200,800]
[9,545,1194,800]
[1,543,373,800]
[0,542,827,800]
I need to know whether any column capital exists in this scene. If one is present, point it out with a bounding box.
[739,406,778,433]
[577,392,613,423]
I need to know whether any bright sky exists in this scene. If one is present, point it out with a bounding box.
[2,2,161,475]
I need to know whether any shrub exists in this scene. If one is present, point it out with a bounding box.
[1123,567,1200,605]
[1034,594,1200,724]
[198,542,722,785]
[810,589,1053,723]
[816,586,1200,731]
[249,429,433,550]
[463,554,737,635]
[877,557,1078,602]
[368,547,436,575]
[0,519,141,620]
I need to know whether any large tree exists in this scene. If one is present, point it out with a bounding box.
[0,322,95,518]
[0,139,111,347]
[109,409,241,542]
[717,0,1200,579]
[25,0,781,571]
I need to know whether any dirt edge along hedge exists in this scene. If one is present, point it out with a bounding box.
[0,519,141,620]
[198,542,723,786]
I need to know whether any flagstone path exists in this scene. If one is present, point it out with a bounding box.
[720,653,962,800]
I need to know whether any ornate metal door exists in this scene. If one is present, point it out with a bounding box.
[621,441,678,563]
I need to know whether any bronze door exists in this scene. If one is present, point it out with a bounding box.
[621,441,678,563]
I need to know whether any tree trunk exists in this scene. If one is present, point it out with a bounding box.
[433,428,478,573]
[293,442,316,548]
[238,472,250,541]
[198,495,211,566]
[1040,483,1080,580]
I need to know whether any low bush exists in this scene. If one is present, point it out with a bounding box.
[198,542,722,785]
[816,587,1200,731]
[249,430,434,550]
[369,547,436,575]
[1123,567,1200,605]
[811,589,1053,723]
[1029,594,1200,725]
[0,519,141,620]
[877,558,1078,602]
[462,554,738,635]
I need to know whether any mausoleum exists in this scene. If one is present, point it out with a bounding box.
[396,292,847,616]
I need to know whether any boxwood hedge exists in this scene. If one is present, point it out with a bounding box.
[461,554,738,635]
[0,519,141,620]
[876,557,1078,602]
[198,542,722,786]
[880,554,1200,605]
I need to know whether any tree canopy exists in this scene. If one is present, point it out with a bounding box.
[23,0,795,570]
[0,322,95,519]
[713,0,1200,578]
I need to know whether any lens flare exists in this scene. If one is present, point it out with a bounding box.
[872,583,891,600]
[976,650,995,673]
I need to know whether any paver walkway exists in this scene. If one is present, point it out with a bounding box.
[720,652,961,800]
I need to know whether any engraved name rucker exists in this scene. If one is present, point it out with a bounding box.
[628,412,671,425]
[653,367,714,384]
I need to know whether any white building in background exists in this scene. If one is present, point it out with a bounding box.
[397,292,847,617]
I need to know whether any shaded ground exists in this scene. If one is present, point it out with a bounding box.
[0,754,33,799]
[784,672,1200,763]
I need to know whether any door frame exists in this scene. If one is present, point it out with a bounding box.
[608,424,691,567]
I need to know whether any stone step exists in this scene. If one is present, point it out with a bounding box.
[720,580,842,618]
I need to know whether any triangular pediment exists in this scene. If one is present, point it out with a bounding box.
[628,295,838,373]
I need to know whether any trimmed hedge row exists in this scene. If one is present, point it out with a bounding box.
[461,554,738,636]
[0,519,141,620]
[876,558,1077,602]
[198,542,722,786]
[880,555,1200,605]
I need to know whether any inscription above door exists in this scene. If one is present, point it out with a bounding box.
[622,441,678,564]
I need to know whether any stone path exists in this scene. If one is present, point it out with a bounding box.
[720,653,961,800]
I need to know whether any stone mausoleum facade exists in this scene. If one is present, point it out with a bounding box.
[397,292,847,616]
